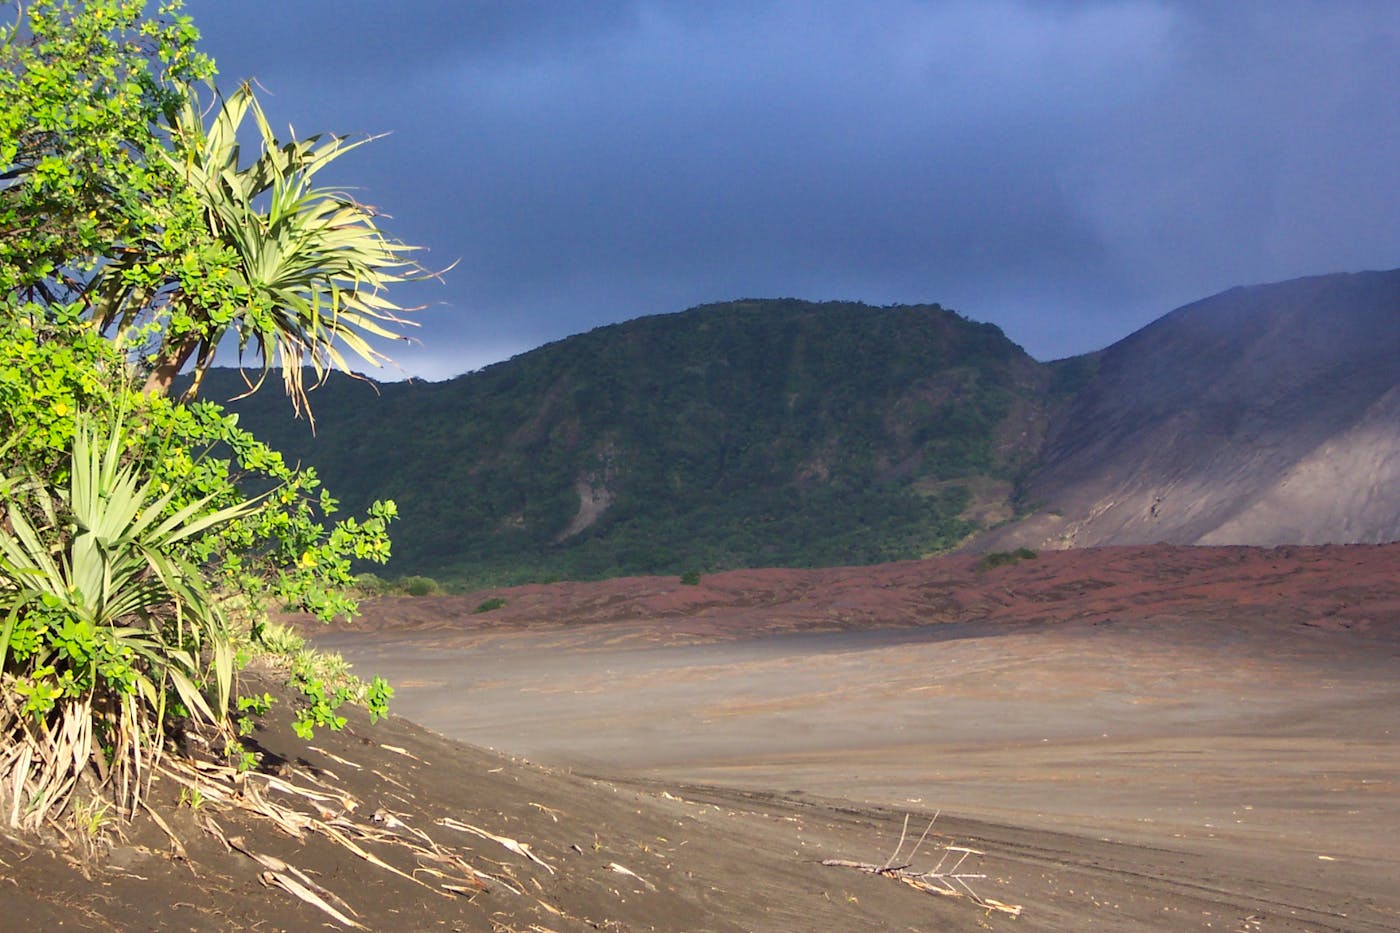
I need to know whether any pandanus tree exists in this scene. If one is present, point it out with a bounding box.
[0,0,406,831]
[0,413,255,826]
[94,80,436,415]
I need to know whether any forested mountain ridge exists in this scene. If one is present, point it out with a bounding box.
[207,270,1400,587]
[202,299,1057,586]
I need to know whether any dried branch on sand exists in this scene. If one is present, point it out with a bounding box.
[822,812,1023,918]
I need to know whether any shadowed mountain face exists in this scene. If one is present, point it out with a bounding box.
[990,269,1400,549]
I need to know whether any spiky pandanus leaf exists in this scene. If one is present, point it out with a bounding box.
[93,81,436,419]
[0,410,259,825]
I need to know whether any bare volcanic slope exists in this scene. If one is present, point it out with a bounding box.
[304,542,1400,931]
[8,543,1397,931]
[0,665,1034,932]
[985,268,1400,550]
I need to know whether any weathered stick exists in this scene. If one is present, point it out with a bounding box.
[820,813,1022,918]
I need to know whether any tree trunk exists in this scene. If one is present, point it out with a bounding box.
[142,333,202,397]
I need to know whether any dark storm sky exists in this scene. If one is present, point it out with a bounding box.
[181,1,1400,380]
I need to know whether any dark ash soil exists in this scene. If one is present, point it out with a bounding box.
[4,543,1399,931]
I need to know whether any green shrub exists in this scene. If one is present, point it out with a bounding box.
[397,575,442,597]
[473,597,508,614]
[353,572,391,596]
[680,570,702,585]
[976,547,1038,572]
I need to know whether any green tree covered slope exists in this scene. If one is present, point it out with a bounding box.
[205,299,1056,587]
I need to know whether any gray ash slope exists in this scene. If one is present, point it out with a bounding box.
[984,268,1400,550]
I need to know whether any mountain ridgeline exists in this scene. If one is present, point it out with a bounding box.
[204,271,1400,588]
[203,300,1055,587]
[980,268,1400,550]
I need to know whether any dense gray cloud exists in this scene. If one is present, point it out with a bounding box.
[181,0,1400,379]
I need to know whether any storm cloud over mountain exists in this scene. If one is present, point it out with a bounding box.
[184,1,1400,379]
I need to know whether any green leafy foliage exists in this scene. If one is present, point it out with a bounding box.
[0,0,416,830]
[351,572,448,597]
[0,0,213,308]
[238,619,392,736]
[0,319,397,625]
[1,0,431,417]
[365,675,393,725]
[236,691,275,737]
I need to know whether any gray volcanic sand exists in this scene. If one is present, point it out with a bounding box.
[10,546,1399,931]
[293,544,1400,927]
[313,612,1400,923]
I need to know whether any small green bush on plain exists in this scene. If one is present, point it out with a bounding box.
[397,575,442,597]
[976,547,1038,571]
[354,572,391,595]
